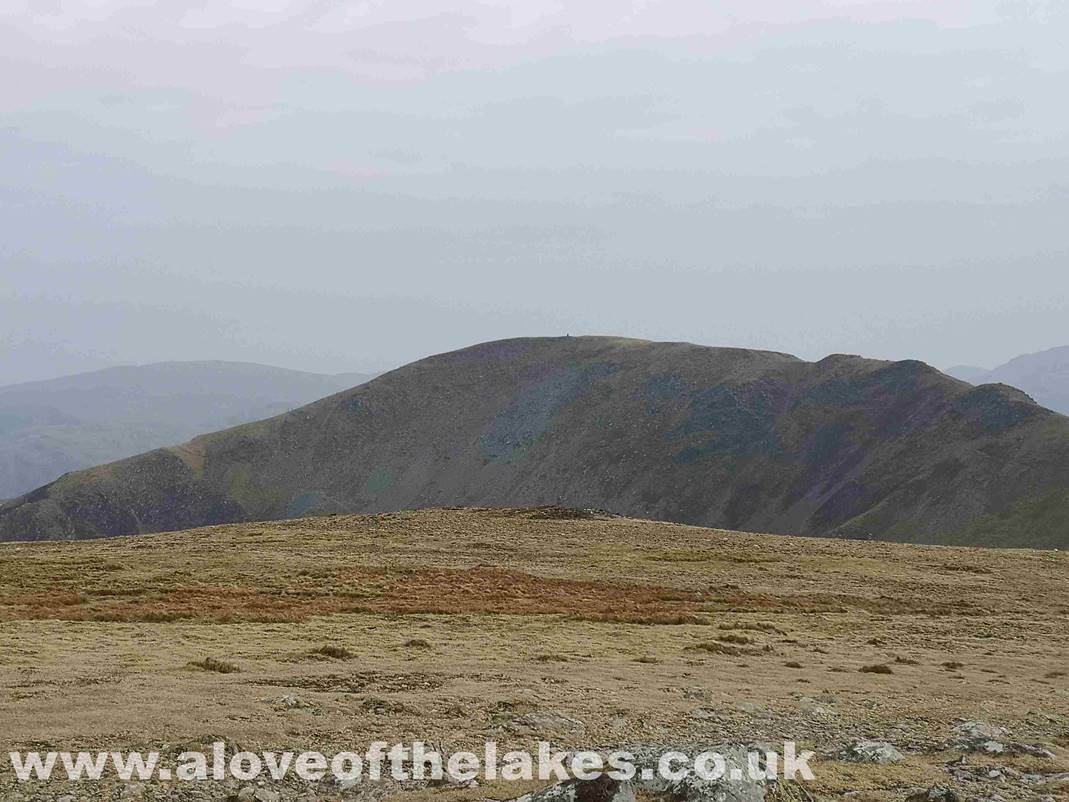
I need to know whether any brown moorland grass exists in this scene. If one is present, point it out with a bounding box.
[859,663,895,675]
[0,508,1067,800]
[0,508,1033,625]
[312,644,355,660]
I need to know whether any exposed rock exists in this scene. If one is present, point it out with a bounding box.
[508,743,768,802]
[628,743,769,802]
[948,721,1054,759]
[512,775,635,802]
[263,694,320,713]
[1006,743,1055,759]
[1035,771,1069,786]
[957,722,1009,740]
[507,710,587,736]
[840,740,902,764]
[796,694,836,707]
[952,728,1054,759]
[905,786,960,802]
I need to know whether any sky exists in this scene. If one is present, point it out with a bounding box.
[2,0,1068,385]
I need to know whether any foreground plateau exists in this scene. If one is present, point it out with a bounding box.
[0,508,1067,802]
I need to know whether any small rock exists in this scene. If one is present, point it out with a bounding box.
[683,687,707,700]
[1009,743,1055,759]
[57,796,76,802]
[237,786,257,802]
[265,693,320,713]
[121,783,146,800]
[798,693,836,708]
[841,740,903,764]
[958,721,1009,740]
[512,775,635,802]
[905,786,960,802]
[507,710,586,736]
[254,788,281,802]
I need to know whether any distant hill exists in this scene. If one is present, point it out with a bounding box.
[3,337,1069,547]
[948,346,1069,417]
[0,362,375,500]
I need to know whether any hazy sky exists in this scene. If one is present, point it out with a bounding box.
[2,0,1067,385]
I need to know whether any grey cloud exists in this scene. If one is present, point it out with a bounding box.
[1,1,1067,385]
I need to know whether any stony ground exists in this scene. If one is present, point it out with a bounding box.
[0,508,1067,802]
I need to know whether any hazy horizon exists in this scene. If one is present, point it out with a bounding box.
[4,0,1067,386]
[3,337,1069,391]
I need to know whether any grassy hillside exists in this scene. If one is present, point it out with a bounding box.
[0,361,374,499]
[3,337,1069,547]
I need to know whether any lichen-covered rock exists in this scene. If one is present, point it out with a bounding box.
[840,740,902,764]
[956,722,1008,741]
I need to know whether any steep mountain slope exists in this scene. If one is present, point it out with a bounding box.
[2,337,1069,547]
[0,362,375,499]
[947,345,1069,416]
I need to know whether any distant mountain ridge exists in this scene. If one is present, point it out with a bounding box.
[2,337,1069,547]
[0,361,375,500]
[948,345,1069,416]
